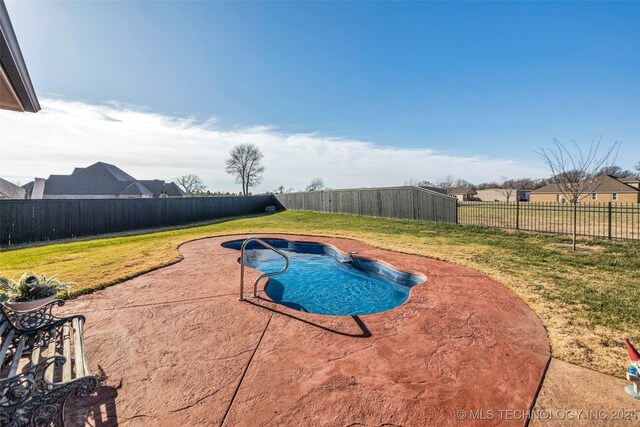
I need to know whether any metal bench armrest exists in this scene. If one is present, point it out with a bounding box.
[0,300,84,333]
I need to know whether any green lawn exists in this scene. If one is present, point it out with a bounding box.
[1,210,638,376]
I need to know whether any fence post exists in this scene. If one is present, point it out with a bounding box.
[515,199,520,230]
[455,200,459,224]
[607,202,612,240]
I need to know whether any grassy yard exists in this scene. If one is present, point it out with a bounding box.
[1,210,638,376]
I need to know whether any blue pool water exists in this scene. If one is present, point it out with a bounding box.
[222,239,424,316]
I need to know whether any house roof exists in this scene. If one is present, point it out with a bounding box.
[39,162,184,198]
[0,2,39,112]
[531,175,640,194]
[619,177,640,183]
[137,179,171,197]
[165,182,185,197]
[120,181,153,196]
[448,186,477,195]
[0,177,26,198]
[44,162,136,195]
[417,185,448,195]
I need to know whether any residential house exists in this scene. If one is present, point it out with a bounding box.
[26,162,185,199]
[618,177,640,190]
[0,177,26,199]
[448,186,477,202]
[530,175,640,204]
[475,188,530,203]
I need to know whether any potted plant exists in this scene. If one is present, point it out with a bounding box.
[0,273,73,311]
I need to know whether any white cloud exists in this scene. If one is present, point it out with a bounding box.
[0,98,547,192]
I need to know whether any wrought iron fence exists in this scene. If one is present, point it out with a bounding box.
[457,201,640,241]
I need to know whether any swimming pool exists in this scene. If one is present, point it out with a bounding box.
[222,238,425,316]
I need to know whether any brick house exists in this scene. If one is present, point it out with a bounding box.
[530,175,640,204]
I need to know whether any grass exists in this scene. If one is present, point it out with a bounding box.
[1,210,639,376]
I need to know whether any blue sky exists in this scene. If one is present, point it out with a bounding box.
[2,1,639,191]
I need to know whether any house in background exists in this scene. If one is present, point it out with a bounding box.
[618,177,640,190]
[448,186,477,201]
[0,177,26,199]
[25,162,185,199]
[475,188,530,203]
[530,175,640,204]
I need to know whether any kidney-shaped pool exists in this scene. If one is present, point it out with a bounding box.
[222,238,425,316]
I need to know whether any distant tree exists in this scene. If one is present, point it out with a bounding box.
[636,161,640,173]
[418,181,436,188]
[475,181,500,190]
[405,179,437,188]
[598,165,638,178]
[513,178,546,190]
[225,144,265,196]
[498,176,516,203]
[273,185,285,194]
[435,175,457,190]
[537,137,620,251]
[306,178,325,192]
[176,174,207,196]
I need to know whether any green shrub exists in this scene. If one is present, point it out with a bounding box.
[0,273,73,302]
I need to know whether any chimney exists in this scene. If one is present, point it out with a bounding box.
[31,177,45,199]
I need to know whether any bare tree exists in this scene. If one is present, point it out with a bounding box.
[636,161,640,173]
[405,179,438,188]
[537,137,620,250]
[435,175,457,190]
[306,177,325,192]
[225,144,265,196]
[598,165,638,178]
[176,174,207,196]
[498,176,516,203]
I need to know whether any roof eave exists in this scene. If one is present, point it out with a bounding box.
[0,2,39,113]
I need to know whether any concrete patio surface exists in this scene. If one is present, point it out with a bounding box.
[63,234,553,426]
[531,359,640,426]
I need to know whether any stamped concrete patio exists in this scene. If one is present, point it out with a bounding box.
[65,234,550,426]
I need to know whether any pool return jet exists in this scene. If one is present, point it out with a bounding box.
[239,237,289,301]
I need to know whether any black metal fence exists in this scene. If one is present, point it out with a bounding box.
[0,196,277,246]
[457,201,640,241]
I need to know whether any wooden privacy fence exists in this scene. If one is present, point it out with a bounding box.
[275,186,457,223]
[458,201,640,241]
[0,195,277,246]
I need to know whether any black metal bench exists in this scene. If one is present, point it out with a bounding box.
[0,300,96,426]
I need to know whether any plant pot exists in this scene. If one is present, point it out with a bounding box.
[4,295,55,312]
